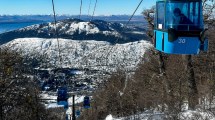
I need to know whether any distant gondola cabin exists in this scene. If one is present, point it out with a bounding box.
[83,96,90,109]
[154,0,208,54]
[57,87,68,102]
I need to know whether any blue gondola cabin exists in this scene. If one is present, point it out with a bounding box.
[83,96,90,109]
[57,87,68,109]
[154,0,208,54]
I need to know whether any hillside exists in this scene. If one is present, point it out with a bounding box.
[4,38,152,72]
[0,18,153,120]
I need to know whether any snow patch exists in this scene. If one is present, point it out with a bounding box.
[105,115,121,120]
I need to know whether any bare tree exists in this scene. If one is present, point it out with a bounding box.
[142,0,215,110]
[203,0,215,26]
[0,47,64,120]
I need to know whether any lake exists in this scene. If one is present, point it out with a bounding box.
[0,22,44,34]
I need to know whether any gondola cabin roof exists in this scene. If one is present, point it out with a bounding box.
[156,0,201,2]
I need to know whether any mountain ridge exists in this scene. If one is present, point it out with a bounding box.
[0,18,148,45]
[0,15,145,23]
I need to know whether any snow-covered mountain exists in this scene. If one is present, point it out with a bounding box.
[5,38,152,72]
[1,19,151,73]
[0,18,148,45]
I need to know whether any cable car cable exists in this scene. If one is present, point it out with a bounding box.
[88,0,92,19]
[72,0,144,73]
[79,0,83,19]
[51,0,63,67]
[49,0,143,100]
[104,0,144,65]
[91,0,98,20]
[125,0,144,27]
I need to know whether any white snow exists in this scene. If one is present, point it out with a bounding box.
[17,20,123,38]
[40,92,85,110]
[70,70,84,75]
[105,110,215,120]
[40,92,57,100]
[67,95,85,105]
[105,112,165,120]
[131,31,146,35]
[105,115,121,120]
[179,110,215,120]
[4,38,152,72]
[65,22,100,34]
[46,103,65,109]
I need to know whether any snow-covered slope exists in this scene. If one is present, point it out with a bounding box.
[19,19,122,37]
[1,19,150,72]
[5,38,152,72]
[105,110,215,120]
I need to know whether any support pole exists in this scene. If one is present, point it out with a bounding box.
[72,95,76,120]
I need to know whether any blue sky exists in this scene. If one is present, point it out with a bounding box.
[0,0,156,15]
